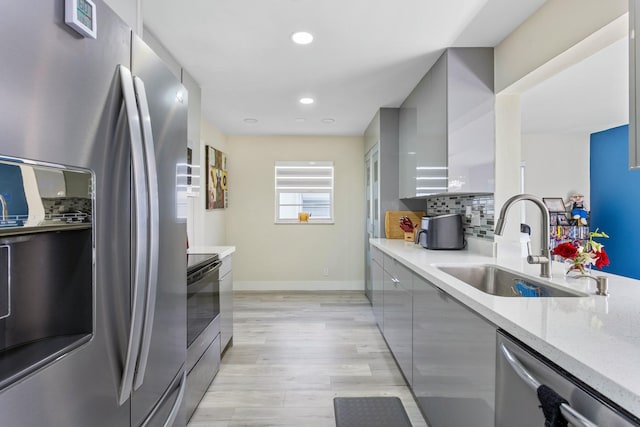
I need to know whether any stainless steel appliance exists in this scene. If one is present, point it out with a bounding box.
[416,214,465,250]
[186,254,222,421]
[0,1,188,426]
[496,331,640,427]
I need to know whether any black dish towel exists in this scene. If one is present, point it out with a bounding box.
[537,384,569,427]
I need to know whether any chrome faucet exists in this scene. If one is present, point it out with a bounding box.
[494,194,552,278]
[0,194,7,222]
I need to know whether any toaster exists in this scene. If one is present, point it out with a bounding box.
[416,213,465,250]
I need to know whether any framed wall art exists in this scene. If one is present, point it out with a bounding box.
[205,146,228,209]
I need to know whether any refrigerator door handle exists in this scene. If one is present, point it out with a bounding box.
[132,76,160,391]
[117,65,150,406]
[163,371,186,427]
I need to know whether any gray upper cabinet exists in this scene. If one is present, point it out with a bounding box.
[631,0,640,168]
[399,59,447,198]
[365,109,400,302]
[399,48,495,198]
[364,109,424,302]
[365,108,403,236]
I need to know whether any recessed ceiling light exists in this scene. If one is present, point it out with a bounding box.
[299,97,314,105]
[291,31,314,45]
[295,118,306,122]
[321,118,335,124]
[243,118,258,124]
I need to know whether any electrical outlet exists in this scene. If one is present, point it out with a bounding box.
[465,206,472,219]
[471,213,481,227]
[322,267,329,276]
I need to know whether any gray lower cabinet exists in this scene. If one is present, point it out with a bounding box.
[219,255,233,352]
[371,253,384,331]
[412,274,496,427]
[186,334,220,420]
[382,255,413,386]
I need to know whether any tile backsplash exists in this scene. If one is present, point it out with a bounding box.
[426,194,495,241]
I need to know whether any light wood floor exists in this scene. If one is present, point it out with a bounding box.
[188,291,428,427]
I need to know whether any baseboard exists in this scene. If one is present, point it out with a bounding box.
[233,280,365,291]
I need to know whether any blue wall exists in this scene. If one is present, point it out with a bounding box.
[590,125,640,279]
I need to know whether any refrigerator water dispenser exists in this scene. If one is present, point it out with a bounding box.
[0,159,93,391]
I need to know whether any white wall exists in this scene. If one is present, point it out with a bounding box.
[495,0,627,93]
[191,120,228,246]
[493,0,626,256]
[521,132,591,249]
[494,94,523,248]
[225,135,365,290]
[522,133,591,205]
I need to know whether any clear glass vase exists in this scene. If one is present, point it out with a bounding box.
[564,260,592,277]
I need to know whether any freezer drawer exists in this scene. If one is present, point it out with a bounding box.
[496,331,640,427]
[141,368,186,427]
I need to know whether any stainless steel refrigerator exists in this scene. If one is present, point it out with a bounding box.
[0,1,187,426]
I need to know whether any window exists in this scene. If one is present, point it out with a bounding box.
[275,161,334,223]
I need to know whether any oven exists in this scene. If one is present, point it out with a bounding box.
[187,254,221,347]
[185,253,222,420]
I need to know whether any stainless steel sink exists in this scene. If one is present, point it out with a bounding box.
[436,265,587,297]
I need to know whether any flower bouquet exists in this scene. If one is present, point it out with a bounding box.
[552,229,610,276]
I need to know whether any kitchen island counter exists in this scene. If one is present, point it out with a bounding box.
[371,238,640,419]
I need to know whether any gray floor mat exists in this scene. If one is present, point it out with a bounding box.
[333,396,413,427]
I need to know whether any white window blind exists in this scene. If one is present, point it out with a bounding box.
[275,161,334,223]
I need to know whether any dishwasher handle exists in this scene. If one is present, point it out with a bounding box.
[499,343,599,427]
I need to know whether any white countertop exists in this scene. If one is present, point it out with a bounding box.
[371,238,640,419]
[187,245,235,259]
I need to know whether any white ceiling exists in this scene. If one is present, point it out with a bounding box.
[143,0,546,136]
[521,37,628,135]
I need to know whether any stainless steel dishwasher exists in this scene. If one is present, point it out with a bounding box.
[496,331,640,427]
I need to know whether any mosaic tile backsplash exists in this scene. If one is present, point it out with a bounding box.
[426,194,495,241]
